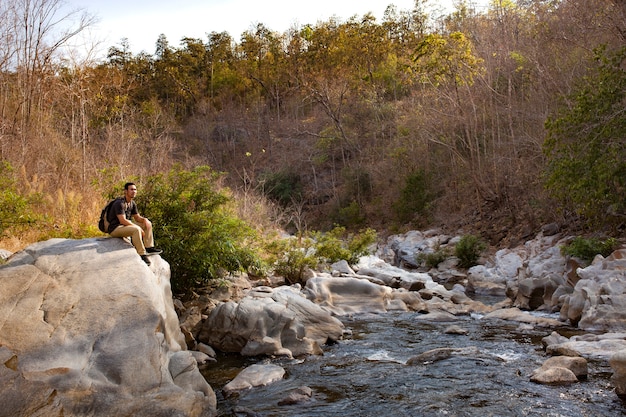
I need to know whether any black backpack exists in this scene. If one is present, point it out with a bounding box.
[98,198,119,233]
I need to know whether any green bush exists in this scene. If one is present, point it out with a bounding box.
[269,236,318,285]
[313,226,377,265]
[269,227,377,284]
[333,200,367,228]
[127,165,263,295]
[417,247,450,269]
[455,235,486,269]
[561,236,619,264]
[0,162,40,237]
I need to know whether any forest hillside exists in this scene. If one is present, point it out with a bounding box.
[1,0,625,255]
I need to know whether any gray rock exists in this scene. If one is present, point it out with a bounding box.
[541,223,560,236]
[483,307,565,327]
[535,356,587,379]
[545,333,626,361]
[530,366,579,385]
[222,364,285,395]
[303,275,392,315]
[331,260,355,275]
[198,285,343,357]
[0,237,215,417]
[560,249,626,331]
[406,346,480,365]
[444,325,469,335]
[610,349,626,397]
[278,386,314,405]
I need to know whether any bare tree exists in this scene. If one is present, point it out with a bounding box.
[6,0,95,164]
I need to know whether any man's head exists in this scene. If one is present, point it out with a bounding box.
[124,182,137,200]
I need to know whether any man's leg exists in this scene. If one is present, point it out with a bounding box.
[137,221,154,249]
[110,224,147,255]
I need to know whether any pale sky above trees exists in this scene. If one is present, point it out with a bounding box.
[65,0,487,55]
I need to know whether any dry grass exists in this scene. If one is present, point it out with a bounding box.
[0,187,106,255]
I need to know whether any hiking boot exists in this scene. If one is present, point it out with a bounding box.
[141,255,151,265]
[146,247,163,254]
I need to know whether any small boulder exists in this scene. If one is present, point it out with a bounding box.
[531,355,587,385]
[444,325,469,335]
[530,367,579,385]
[277,386,314,405]
[222,364,285,396]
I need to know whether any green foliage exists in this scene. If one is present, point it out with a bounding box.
[412,31,484,86]
[132,165,263,294]
[543,46,626,225]
[0,162,36,236]
[417,246,450,269]
[269,227,377,284]
[269,236,318,285]
[346,227,378,262]
[333,200,367,228]
[313,226,377,265]
[561,236,619,264]
[394,170,435,225]
[455,235,486,269]
[259,170,303,206]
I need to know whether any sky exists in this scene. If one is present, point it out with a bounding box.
[63,0,487,57]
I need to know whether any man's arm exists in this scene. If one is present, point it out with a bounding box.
[117,213,134,226]
[132,213,152,227]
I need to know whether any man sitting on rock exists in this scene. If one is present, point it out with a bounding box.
[107,182,161,265]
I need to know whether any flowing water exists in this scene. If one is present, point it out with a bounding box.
[202,306,625,417]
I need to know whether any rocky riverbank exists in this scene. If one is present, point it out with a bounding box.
[2,228,626,416]
[178,228,626,396]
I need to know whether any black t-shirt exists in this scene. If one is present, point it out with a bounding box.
[106,198,139,233]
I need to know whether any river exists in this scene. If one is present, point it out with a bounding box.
[202,304,625,416]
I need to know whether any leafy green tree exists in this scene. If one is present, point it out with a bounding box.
[259,169,303,206]
[153,35,206,119]
[412,31,483,87]
[239,24,292,121]
[393,170,435,226]
[543,46,626,225]
[133,165,262,294]
[206,31,242,105]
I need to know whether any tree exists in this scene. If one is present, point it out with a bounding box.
[411,30,487,198]
[134,165,262,294]
[8,0,94,151]
[543,45,626,226]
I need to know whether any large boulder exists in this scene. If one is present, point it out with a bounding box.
[514,274,564,310]
[543,332,626,361]
[560,249,626,331]
[482,307,566,328]
[198,286,344,357]
[468,248,523,296]
[377,230,452,268]
[306,258,489,316]
[0,237,216,417]
[303,275,393,315]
